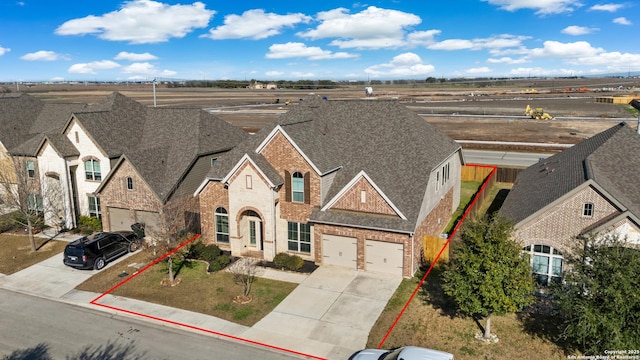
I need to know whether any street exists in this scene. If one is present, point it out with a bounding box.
[0,289,301,360]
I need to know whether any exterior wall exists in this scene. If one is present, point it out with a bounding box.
[320,170,338,203]
[37,144,73,228]
[610,218,640,245]
[199,181,229,246]
[226,162,276,258]
[0,144,16,205]
[414,187,455,264]
[64,120,110,218]
[514,185,620,255]
[98,160,162,231]
[313,223,412,277]
[419,152,462,222]
[259,131,321,222]
[331,177,397,215]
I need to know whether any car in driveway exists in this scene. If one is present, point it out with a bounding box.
[349,346,454,360]
[63,231,142,270]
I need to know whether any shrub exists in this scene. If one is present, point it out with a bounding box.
[199,244,223,263]
[273,252,304,271]
[78,215,102,232]
[0,211,20,233]
[209,254,231,272]
[273,252,290,269]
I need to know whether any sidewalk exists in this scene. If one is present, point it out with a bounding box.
[1,231,401,359]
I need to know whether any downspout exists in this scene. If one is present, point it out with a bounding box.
[410,232,415,276]
[272,187,278,259]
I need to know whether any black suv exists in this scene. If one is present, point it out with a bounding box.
[63,231,142,270]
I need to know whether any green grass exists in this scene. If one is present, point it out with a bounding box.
[75,252,298,326]
[443,181,482,234]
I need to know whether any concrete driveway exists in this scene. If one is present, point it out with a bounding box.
[242,265,402,359]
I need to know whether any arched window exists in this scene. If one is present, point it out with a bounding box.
[215,207,229,243]
[84,159,101,181]
[524,245,563,286]
[292,172,304,203]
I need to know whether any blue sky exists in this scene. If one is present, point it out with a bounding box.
[0,0,638,82]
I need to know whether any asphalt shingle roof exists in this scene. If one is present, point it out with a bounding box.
[206,97,461,232]
[500,122,640,224]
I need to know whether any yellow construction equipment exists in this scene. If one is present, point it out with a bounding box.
[525,105,554,120]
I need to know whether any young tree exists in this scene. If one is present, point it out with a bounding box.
[554,234,640,353]
[0,156,62,252]
[442,215,535,341]
[228,257,258,303]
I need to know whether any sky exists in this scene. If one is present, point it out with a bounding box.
[0,0,638,82]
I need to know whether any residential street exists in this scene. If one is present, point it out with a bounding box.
[0,289,300,360]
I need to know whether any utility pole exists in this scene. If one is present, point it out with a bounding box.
[152,78,157,107]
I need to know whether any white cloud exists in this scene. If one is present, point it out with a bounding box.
[487,56,528,64]
[568,51,640,69]
[203,9,310,40]
[483,0,582,15]
[406,30,441,47]
[55,0,214,44]
[466,67,492,74]
[291,72,315,78]
[509,67,580,76]
[266,42,358,60]
[364,52,435,77]
[114,51,158,61]
[68,60,121,74]
[427,34,529,51]
[0,46,11,56]
[613,17,632,25]
[21,50,67,61]
[265,71,284,77]
[298,6,421,49]
[530,40,602,58]
[589,3,623,12]
[561,25,598,35]
[429,39,474,50]
[121,62,176,76]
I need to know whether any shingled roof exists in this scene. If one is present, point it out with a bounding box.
[203,97,462,233]
[500,122,640,225]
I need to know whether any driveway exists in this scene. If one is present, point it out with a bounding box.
[241,265,402,359]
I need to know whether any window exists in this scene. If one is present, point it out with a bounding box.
[215,207,229,243]
[361,190,367,203]
[292,172,304,202]
[126,177,134,190]
[84,159,101,181]
[211,158,217,167]
[524,245,563,286]
[583,202,594,217]
[75,131,79,143]
[88,196,101,219]
[246,175,252,189]
[435,171,440,191]
[288,222,311,253]
[26,161,35,178]
[27,194,43,211]
[249,221,256,245]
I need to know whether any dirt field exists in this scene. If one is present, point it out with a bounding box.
[11,79,640,148]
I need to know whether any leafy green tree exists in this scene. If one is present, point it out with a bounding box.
[442,215,535,340]
[554,234,640,354]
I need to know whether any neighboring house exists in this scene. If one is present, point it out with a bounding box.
[96,105,248,235]
[196,97,463,277]
[1,92,248,233]
[500,122,640,285]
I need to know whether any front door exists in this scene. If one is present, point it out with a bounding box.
[246,217,262,250]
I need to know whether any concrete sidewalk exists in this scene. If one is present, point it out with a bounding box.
[0,235,401,360]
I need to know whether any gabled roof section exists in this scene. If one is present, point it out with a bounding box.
[222,154,279,188]
[500,122,640,225]
[37,134,80,158]
[321,170,407,220]
[256,125,321,175]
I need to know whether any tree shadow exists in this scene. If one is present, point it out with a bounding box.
[66,340,148,360]
[516,292,576,355]
[4,343,52,360]
[417,263,459,319]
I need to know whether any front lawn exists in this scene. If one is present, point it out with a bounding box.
[0,234,67,275]
[75,251,298,326]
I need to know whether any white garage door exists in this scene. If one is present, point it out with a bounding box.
[322,234,357,269]
[108,207,133,232]
[365,240,403,276]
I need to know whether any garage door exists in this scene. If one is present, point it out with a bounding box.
[365,240,403,276]
[322,234,357,269]
[135,211,160,233]
[108,207,133,232]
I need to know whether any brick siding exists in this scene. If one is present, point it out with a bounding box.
[331,176,397,215]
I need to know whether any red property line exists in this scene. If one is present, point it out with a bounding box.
[89,233,325,360]
[377,164,497,349]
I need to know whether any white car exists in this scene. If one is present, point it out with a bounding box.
[349,346,454,360]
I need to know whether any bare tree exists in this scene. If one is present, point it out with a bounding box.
[0,155,63,252]
[228,257,258,303]
[145,195,198,286]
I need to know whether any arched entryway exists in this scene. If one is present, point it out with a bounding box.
[238,209,263,253]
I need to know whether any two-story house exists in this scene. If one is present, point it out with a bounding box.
[500,122,640,285]
[196,97,463,277]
